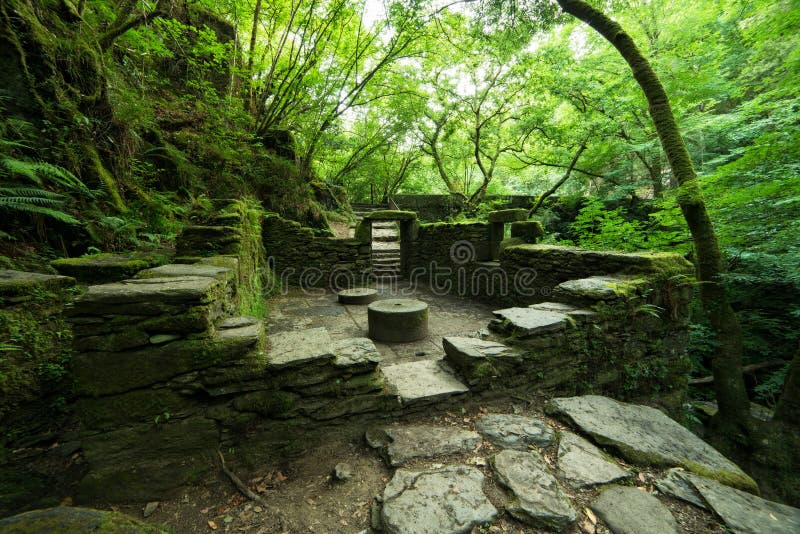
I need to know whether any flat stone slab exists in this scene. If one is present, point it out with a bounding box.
[77,276,223,305]
[492,450,577,530]
[591,486,678,534]
[215,321,263,343]
[487,208,527,223]
[443,337,522,367]
[366,425,481,466]
[50,253,166,283]
[491,307,567,337]
[381,360,468,405]
[331,337,381,370]
[266,327,334,369]
[0,269,75,297]
[379,466,497,534]
[547,395,757,492]
[136,263,232,280]
[683,472,800,533]
[654,468,708,509]
[557,431,631,488]
[218,316,259,329]
[476,414,553,450]
[554,275,646,304]
[337,287,378,305]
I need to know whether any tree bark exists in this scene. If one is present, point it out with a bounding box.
[556,0,751,431]
[773,348,800,426]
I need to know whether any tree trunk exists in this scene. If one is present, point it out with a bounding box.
[529,140,587,217]
[556,0,751,432]
[246,0,262,112]
[773,348,800,426]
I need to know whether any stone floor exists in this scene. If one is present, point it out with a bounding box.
[266,281,495,366]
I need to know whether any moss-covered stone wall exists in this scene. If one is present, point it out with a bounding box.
[262,212,370,289]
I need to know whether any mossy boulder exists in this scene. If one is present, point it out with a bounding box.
[50,253,168,284]
[499,237,527,255]
[363,210,417,221]
[487,209,527,223]
[0,506,166,533]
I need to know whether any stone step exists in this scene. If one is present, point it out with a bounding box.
[372,251,401,258]
[371,259,401,267]
[381,359,469,407]
[489,302,596,338]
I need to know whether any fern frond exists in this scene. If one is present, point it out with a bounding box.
[0,202,80,224]
[0,196,66,208]
[0,186,67,200]
[1,157,43,185]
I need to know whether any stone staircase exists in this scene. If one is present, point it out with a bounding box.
[350,202,402,282]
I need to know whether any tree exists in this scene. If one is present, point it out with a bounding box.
[553,0,752,434]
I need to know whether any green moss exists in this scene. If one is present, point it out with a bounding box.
[354,221,371,243]
[51,252,168,283]
[0,506,168,533]
[232,390,299,418]
[363,210,417,221]
[510,220,544,240]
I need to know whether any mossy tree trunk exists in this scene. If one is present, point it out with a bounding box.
[555,0,751,433]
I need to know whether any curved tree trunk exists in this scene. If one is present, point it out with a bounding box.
[556,0,751,432]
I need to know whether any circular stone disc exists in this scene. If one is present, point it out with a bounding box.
[368,299,429,342]
[337,288,379,305]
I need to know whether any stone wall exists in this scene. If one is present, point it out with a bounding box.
[391,194,538,221]
[262,212,370,289]
[404,222,492,288]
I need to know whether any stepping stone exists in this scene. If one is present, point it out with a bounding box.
[368,299,429,342]
[557,431,631,488]
[0,269,76,298]
[490,307,567,337]
[491,450,577,530]
[50,252,166,283]
[77,276,224,305]
[266,327,334,370]
[136,263,232,281]
[547,395,757,492]
[591,486,678,534]
[218,316,258,329]
[554,275,647,305]
[337,287,378,305]
[379,466,497,534]
[654,468,708,509]
[443,337,522,371]
[683,472,800,533]
[331,337,381,371]
[366,425,481,466]
[476,414,553,450]
[381,360,468,406]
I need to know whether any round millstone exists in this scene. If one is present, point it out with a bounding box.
[338,288,379,305]
[368,299,429,342]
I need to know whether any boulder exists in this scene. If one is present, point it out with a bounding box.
[591,486,678,534]
[556,431,631,488]
[476,414,554,450]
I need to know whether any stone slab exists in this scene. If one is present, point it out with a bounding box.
[381,360,468,405]
[491,307,567,337]
[492,450,577,530]
[379,466,497,534]
[686,472,800,534]
[77,276,223,305]
[443,337,522,365]
[0,269,76,298]
[366,425,481,466]
[266,327,334,370]
[476,414,553,450]
[654,468,707,509]
[557,431,631,488]
[218,316,259,329]
[136,263,233,280]
[331,337,381,370]
[591,486,678,534]
[546,395,757,492]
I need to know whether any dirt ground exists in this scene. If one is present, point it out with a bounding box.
[104,398,727,534]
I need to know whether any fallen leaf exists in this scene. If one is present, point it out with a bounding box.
[339,519,348,526]
[638,472,647,483]
[275,471,287,482]
[306,498,316,506]
[60,497,73,506]
[585,507,597,524]
[208,520,218,530]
